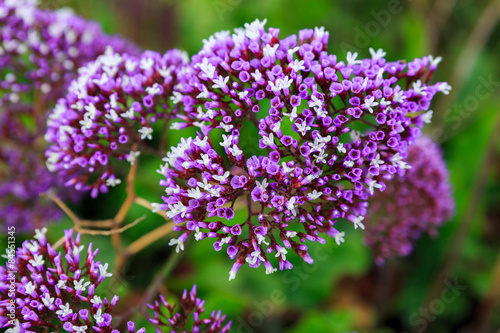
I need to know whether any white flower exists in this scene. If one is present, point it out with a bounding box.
[34,227,47,241]
[412,80,427,96]
[228,144,242,157]
[261,133,274,148]
[352,216,365,230]
[286,197,298,216]
[350,130,361,142]
[213,171,230,183]
[106,178,122,187]
[121,108,135,119]
[57,279,67,290]
[289,59,305,72]
[393,89,406,103]
[422,110,433,123]
[307,190,323,200]
[367,179,383,195]
[287,46,300,56]
[275,247,288,261]
[238,90,249,99]
[363,96,379,113]
[391,153,411,169]
[169,237,184,253]
[438,82,452,95]
[370,154,385,169]
[334,231,345,245]
[5,320,20,333]
[42,293,54,308]
[94,309,104,324]
[187,187,203,199]
[138,126,153,140]
[251,69,262,81]
[428,55,442,67]
[99,263,113,278]
[336,143,347,154]
[56,302,73,317]
[126,151,141,165]
[29,254,44,268]
[104,109,119,122]
[286,231,297,238]
[140,57,154,71]
[212,75,229,90]
[256,178,269,190]
[73,325,88,333]
[198,58,216,79]
[74,278,91,291]
[263,44,279,58]
[346,51,361,65]
[369,48,386,60]
[91,295,102,305]
[24,281,35,294]
[283,107,298,121]
[145,83,162,96]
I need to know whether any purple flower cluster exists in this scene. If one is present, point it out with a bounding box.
[364,137,454,264]
[0,228,144,332]
[45,48,189,197]
[156,19,451,278]
[0,0,138,107]
[0,0,138,229]
[148,285,232,333]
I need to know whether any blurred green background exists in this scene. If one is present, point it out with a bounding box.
[35,0,500,332]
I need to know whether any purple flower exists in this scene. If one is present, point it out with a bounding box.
[45,48,189,197]
[0,228,144,332]
[157,20,449,279]
[363,137,454,264]
[147,285,231,333]
[0,0,138,229]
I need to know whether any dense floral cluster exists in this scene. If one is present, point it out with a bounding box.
[364,137,454,264]
[0,0,138,229]
[45,48,189,197]
[0,0,138,107]
[148,285,232,333]
[0,228,144,332]
[156,19,451,278]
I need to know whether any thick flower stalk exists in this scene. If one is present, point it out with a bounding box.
[0,0,138,228]
[45,48,189,197]
[148,285,232,333]
[363,137,454,265]
[0,228,144,332]
[157,19,451,279]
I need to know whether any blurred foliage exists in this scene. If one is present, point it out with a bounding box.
[16,0,500,332]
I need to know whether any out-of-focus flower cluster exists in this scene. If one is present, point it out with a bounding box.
[45,48,189,197]
[156,19,451,278]
[148,285,232,333]
[0,0,138,230]
[0,228,144,332]
[364,137,454,265]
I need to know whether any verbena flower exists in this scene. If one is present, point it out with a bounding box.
[148,285,232,333]
[0,0,138,228]
[45,48,189,197]
[0,228,144,332]
[363,137,454,265]
[157,19,450,279]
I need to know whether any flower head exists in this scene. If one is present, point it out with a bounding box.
[157,20,449,278]
[0,229,142,331]
[364,137,454,264]
[45,48,189,197]
[148,285,232,333]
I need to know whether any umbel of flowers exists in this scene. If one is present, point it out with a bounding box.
[0,0,138,230]
[363,136,454,265]
[148,285,232,333]
[45,48,189,197]
[0,229,233,332]
[156,19,451,279]
[0,228,136,332]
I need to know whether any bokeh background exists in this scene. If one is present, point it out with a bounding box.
[27,0,500,332]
